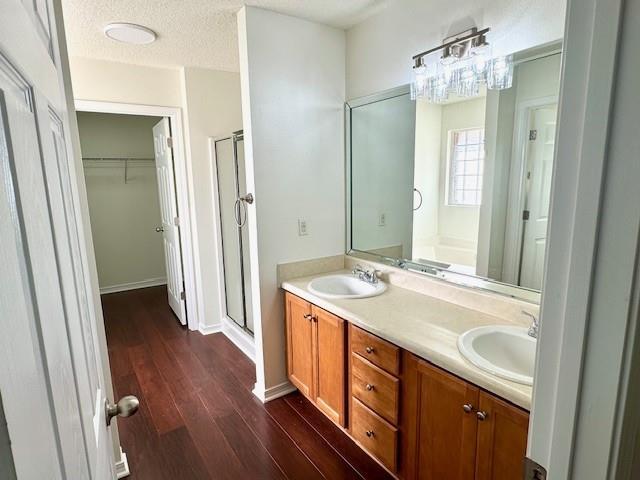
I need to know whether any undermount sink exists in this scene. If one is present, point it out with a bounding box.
[307,274,386,300]
[457,325,536,385]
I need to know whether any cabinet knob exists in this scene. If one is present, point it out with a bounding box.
[365,346,374,354]
[365,384,375,391]
[303,314,312,321]
[365,430,375,438]
[476,411,488,421]
[311,315,318,322]
[462,403,474,413]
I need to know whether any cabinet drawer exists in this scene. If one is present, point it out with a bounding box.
[350,325,400,376]
[351,353,399,425]
[351,397,398,472]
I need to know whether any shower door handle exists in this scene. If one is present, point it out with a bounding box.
[234,193,254,227]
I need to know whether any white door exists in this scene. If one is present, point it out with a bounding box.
[1,0,115,478]
[153,118,187,323]
[519,105,557,289]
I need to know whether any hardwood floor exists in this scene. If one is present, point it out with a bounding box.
[103,286,393,480]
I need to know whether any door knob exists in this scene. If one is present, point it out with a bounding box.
[155,226,164,232]
[106,395,140,426]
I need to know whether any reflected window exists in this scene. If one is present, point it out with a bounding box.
[447,128,485,206]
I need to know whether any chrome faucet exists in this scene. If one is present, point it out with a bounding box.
[352,264,379,285]
[522,310,539,339]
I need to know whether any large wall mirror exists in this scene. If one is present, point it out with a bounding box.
[347,43,562,302]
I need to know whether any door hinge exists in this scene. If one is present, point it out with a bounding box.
[174,216,180,226]
[166,136,173,149]
[529,129,538,141]
[522,209,530,221]
[523,457,547,479]
[180,291,186,301]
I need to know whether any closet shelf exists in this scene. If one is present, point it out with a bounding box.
[82,157,156,183]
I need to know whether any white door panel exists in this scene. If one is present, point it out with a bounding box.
[153,118,186,323]
[520,105,557,290]
[1,0,115,478]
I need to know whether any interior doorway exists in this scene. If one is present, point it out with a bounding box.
[77,110,187,324]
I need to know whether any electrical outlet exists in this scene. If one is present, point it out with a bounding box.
[298,219,308,236]
[378,212,386,227]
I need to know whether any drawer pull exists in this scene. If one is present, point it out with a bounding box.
[365,346,375,354]
[462,403,474,413]
[365,430,375,438]
[365,383,375,391]
[477,411,488,421]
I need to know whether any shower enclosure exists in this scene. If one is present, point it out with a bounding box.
[214,130,253,334]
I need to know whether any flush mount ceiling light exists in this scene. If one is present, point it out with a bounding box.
[104,23,157,45]
[411,27,514,103]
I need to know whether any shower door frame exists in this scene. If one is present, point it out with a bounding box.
[210,132,255,345]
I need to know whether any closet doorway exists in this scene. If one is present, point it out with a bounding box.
[213,131,254,335]
[77,110,188,325]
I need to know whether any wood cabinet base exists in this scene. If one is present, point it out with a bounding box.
[284,292,529,480]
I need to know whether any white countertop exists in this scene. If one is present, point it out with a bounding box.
[282,270,532,410]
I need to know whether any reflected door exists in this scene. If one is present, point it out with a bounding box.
[215,132,253,334]
[519,105,557,289]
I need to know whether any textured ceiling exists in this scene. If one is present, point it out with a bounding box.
[61,0,390,71]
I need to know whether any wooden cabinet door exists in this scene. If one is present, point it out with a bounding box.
[401,352,479,480]
[476,391,529,480]
[312,305,346,426]
[285,293,314,398]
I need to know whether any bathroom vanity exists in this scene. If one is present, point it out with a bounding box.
[282,272,531,479]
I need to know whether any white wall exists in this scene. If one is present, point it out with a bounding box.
[351,92,416,258]
[346,0,566,99]
[69,58,243,329]
[180,67,243,329]
[70,57,183,107]
[477,85,516,279]
[77,111,159,158]
[237,6,345,395]
[78,112,165,290]
[438,97,486,249]
[413,100,442,254]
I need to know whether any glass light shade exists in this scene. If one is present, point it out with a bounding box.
[487,55,514,90]
[411,64,428,100]
[470,43,492,77]
[429,73,449,103]
[456,65,480,97]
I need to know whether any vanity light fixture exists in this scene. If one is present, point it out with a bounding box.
[411,27,514,102]
[103,23,157,45]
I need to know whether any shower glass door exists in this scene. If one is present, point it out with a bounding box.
[215,131,253,334]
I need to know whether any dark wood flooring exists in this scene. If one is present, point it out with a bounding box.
[103,286,392,480]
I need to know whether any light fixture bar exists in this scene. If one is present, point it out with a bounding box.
[412,27,490,64]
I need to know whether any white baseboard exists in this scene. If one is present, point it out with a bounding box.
[100,277,167,294]
[198,323,222,335]
[222,317,255,363]
[253,380,297,403]
[115,447,130,479]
